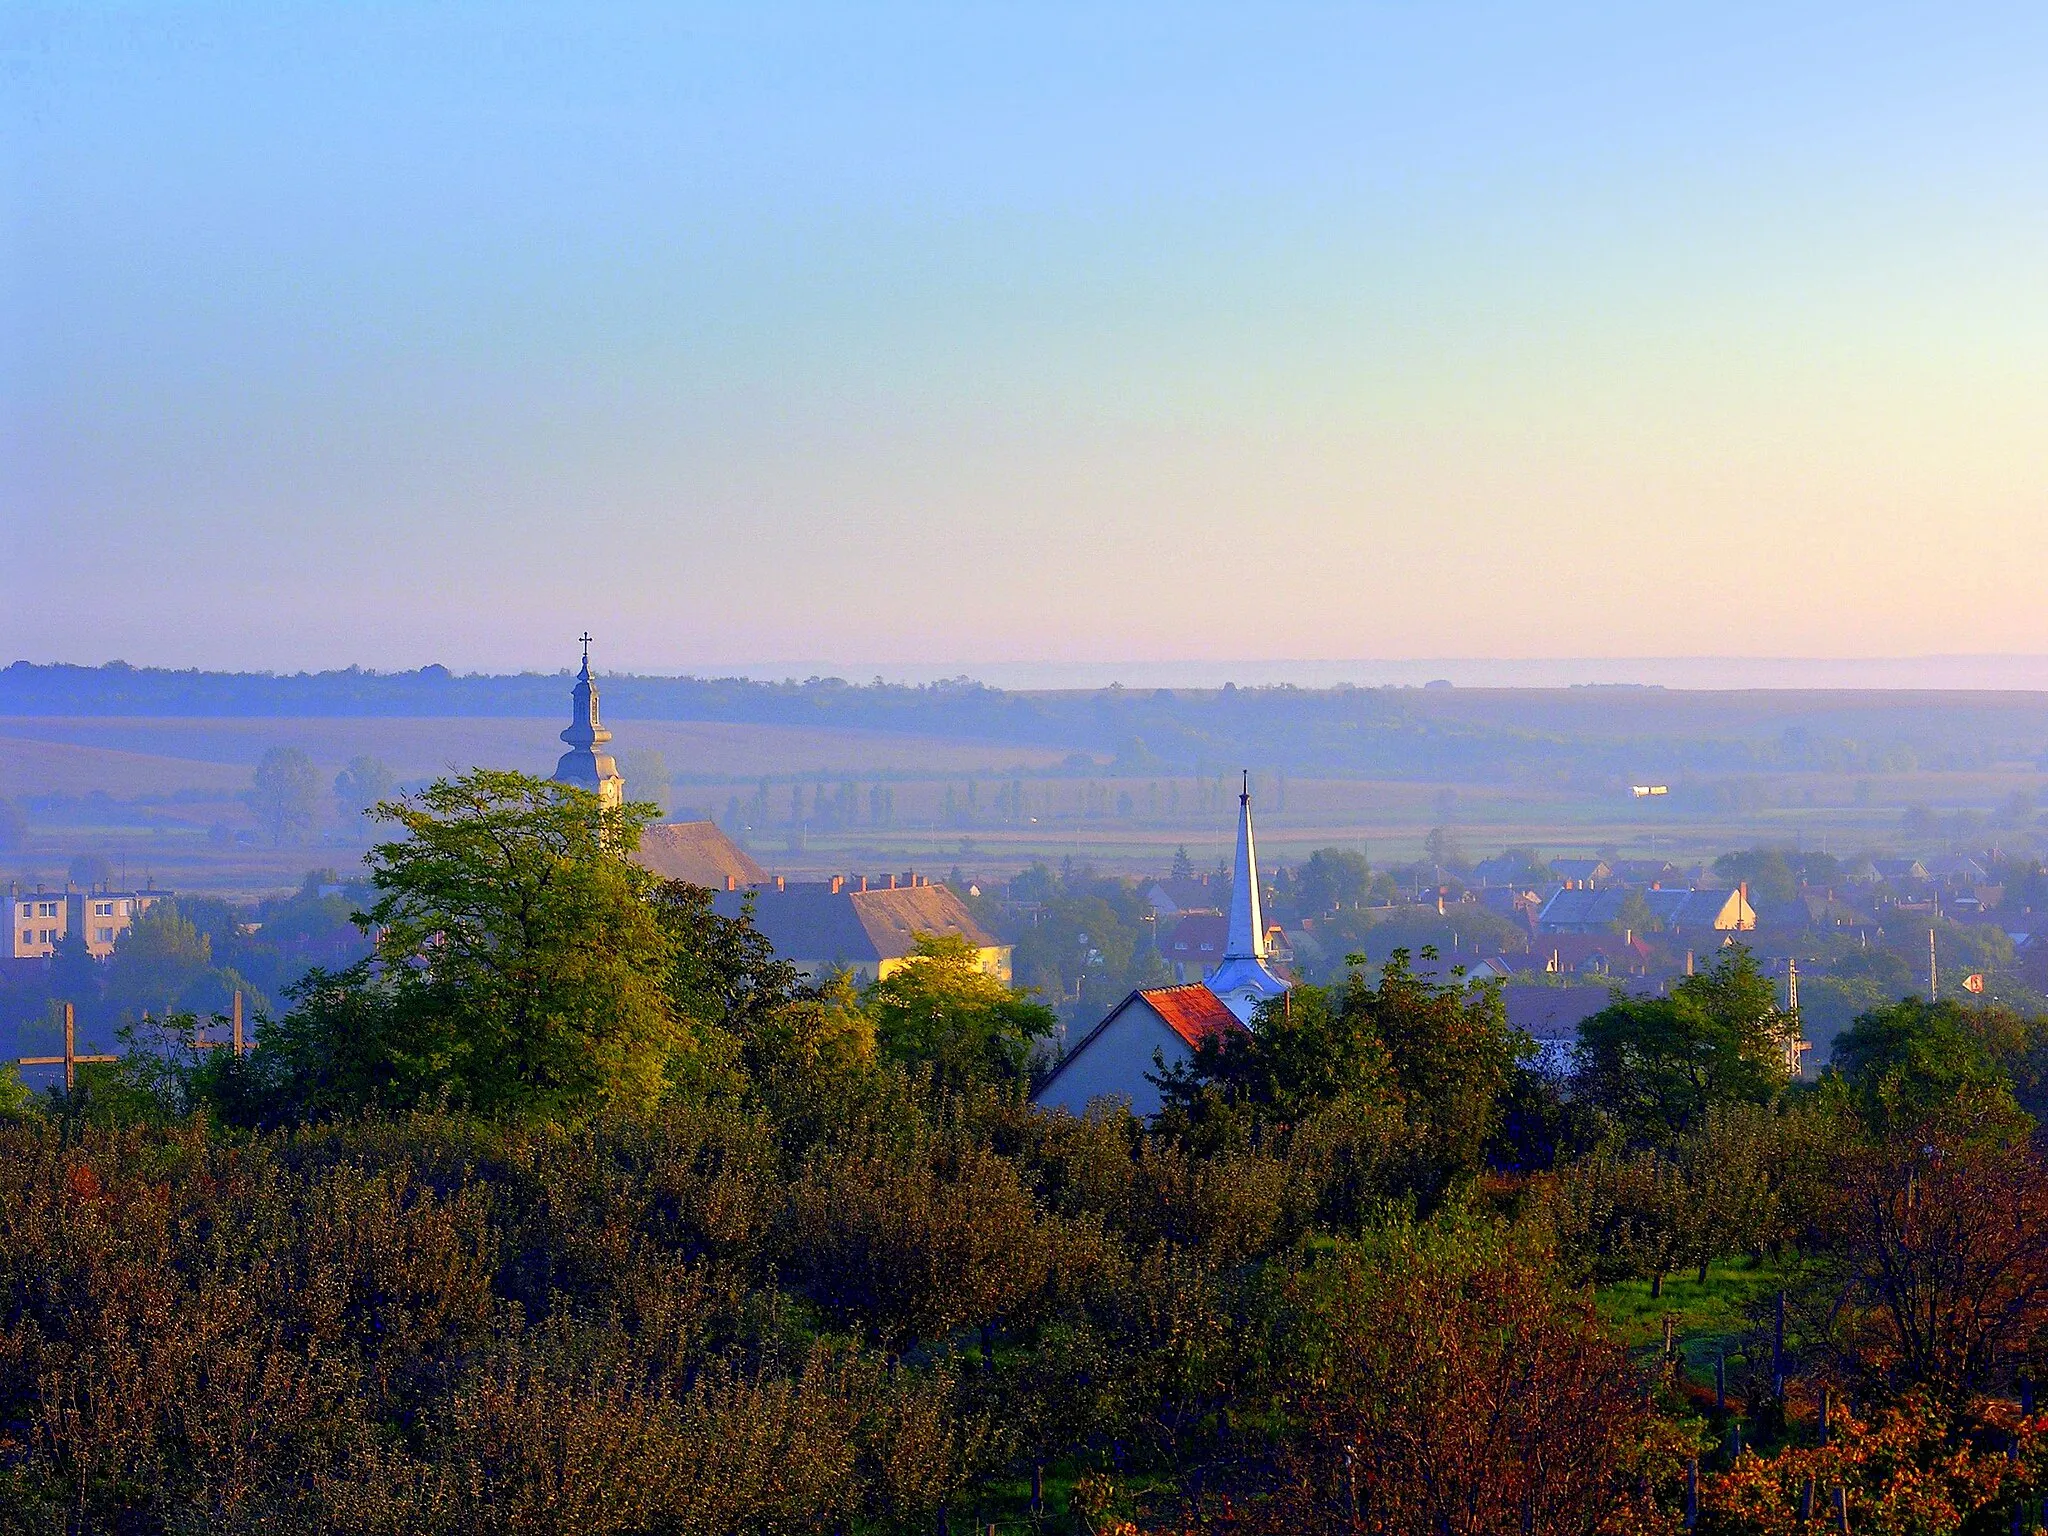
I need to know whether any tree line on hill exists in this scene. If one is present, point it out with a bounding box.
[16,660,2048,778]
[2,771,2048,1532]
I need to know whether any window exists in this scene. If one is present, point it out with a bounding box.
[94,902,112,916]
[17,930,27,946]
[15,904,27,918]
[95,927,114,944]
[37,902,55,918]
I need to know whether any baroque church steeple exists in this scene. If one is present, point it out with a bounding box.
[552,634,624,809]
[1203,771,1290,1023]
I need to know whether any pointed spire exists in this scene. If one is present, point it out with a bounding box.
[1224,770,1265,960]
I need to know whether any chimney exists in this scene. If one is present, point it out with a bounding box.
[774,875,785,892]
[724,875,737,891]
[856,875,869,892]
[829,875,844,895]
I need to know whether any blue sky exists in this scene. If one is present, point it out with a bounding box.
[7,4,2048,674]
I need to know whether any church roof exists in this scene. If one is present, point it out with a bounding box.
[710,882,997,963]
[636,821,766,888]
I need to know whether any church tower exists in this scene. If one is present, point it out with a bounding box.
[552,635,624,809]
[1203,772,1290,1023]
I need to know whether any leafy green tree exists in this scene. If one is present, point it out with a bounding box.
[1161,952,1522,1208]
[861,933,1056,1090]
[67,852,112,889]
[246,747,323,846]
[332,754,396,833]
[1292,847,1373,915]
[1574,946,1795,1141]
[1829,996,2046,1132]
[246,771,681,1118]
[1712,847,1799,906]
[1610,888,1656,936]
[104,901,212,1020]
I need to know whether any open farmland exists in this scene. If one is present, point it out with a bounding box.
[5,702,2044,897]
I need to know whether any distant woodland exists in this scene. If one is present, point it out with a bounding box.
[9,662,2048,781]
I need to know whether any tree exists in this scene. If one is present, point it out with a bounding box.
[1293,848,1373,915]
[246,747,323,846]
[1831,995,2048,1131]
[332,754,396,833]
[1242,1219,1658,1536]
[1574,946,1795,1141]
[67,852,112,889]
[1171,845,1196,882]
[1712,847,1799,906]
[249,771,681,1118]
[861,932,1057,1090]
[104,900,212,1020]
[1807,1111,2048,1411]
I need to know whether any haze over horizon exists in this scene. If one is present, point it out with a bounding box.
[9,4,2048,673]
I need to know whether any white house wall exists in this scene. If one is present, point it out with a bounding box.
[1034,1008,1188,1119]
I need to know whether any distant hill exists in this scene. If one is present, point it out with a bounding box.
[7,662,2048,783]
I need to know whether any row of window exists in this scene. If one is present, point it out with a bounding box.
[15,900,133,919]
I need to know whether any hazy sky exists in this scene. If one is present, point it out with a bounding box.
[7,3,2048,675]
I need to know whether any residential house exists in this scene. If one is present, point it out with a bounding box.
[1549,858,1612,889]
[1535,886,1634,934]
[710,875,1009,985]
[1032,984,1246,1118]
[1642,886,1756,933]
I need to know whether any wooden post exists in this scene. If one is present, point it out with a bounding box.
[1833,1485,1849,1534]
[1684,1457,1699,1529]
[19,1002,117,1090]
[1030,1464,1042,1518]
[233,989,244,1055]
[1663,1314,1675,1363]
[1820,1387,1832,1445]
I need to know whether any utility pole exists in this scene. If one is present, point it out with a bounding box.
[1929,928,1938,1001]
[1786,956,1799,1012]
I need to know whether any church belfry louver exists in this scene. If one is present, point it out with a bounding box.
[552,634,624,809]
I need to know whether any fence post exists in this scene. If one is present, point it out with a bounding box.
[1798,1475,1813,1523]
[233,989,245,1055]
[1833,1485,1850,1534]
[1820,1387,1832,1445]
[1684,1457,1699,1529]
[64,1002,76,1090]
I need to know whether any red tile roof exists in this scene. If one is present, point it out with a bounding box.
[1136,984,1246,1049]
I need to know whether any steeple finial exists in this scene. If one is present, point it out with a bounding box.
[579,632,593,675]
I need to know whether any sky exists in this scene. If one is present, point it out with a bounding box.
[6,3,2048,678]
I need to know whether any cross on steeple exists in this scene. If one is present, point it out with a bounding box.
[579,632,593,669]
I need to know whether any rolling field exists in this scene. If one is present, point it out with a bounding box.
[2,715,2042,897]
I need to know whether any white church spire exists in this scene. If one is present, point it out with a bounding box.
[1204,769,1290,1023]
[1224,771,1265,960]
